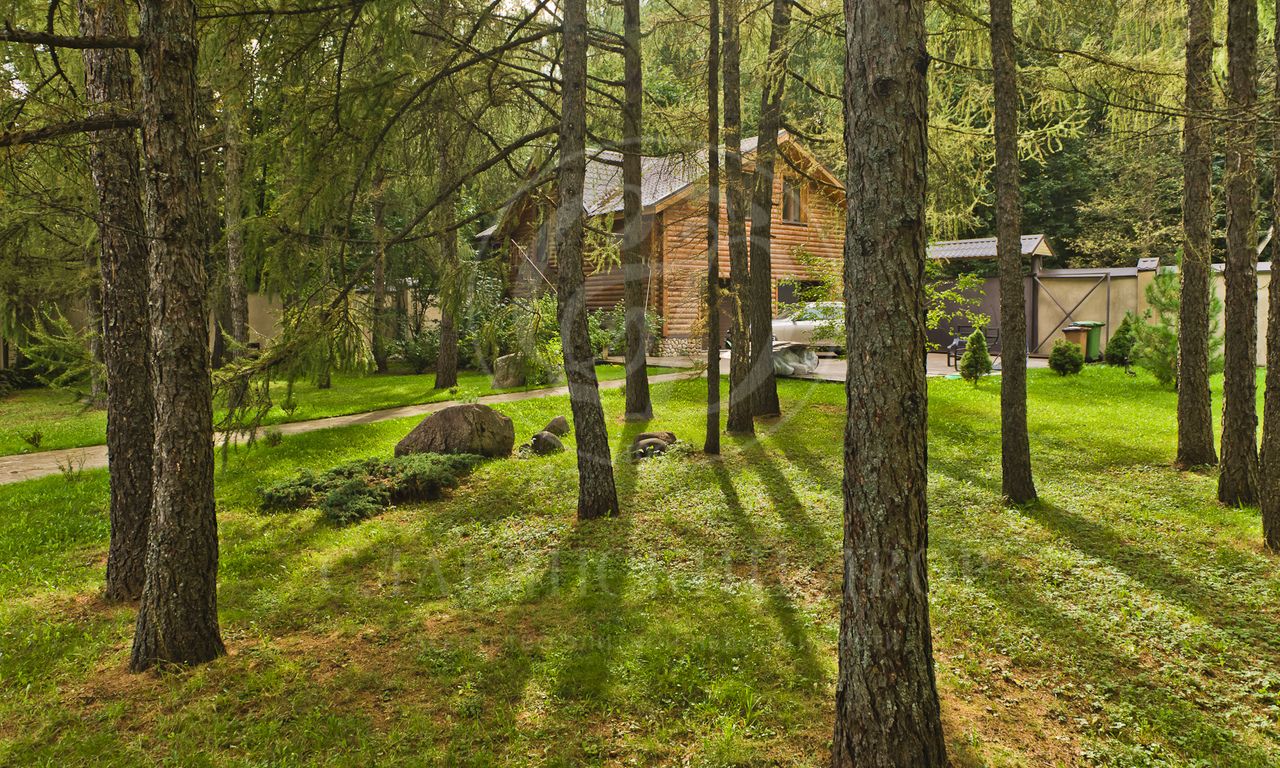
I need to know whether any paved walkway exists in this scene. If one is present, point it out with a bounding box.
[1,353,1050,485]
[0,370,695,486]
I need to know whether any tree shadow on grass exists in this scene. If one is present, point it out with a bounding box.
[932,526,1280,766]
[709,455,825,686]
[1019,500,1280,656]
[736,437,826,559]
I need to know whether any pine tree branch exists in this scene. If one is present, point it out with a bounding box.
[0,115,140,147]
[0,22,141,49]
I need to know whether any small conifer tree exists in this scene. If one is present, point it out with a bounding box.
[1104,314,1137,366]
[958,328,993,384]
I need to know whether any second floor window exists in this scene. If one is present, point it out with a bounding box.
[781,178,804,224]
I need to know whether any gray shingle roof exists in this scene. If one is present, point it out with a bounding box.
[926,234,1051,260]
[476,136,766,239]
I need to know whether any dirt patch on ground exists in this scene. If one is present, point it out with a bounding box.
[939,651,1082,767]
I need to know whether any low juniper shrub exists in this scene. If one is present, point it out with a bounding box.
[259,453,482,525]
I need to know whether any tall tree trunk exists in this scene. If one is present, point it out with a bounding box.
[435,309,459,388]
[371,165,390,374]
[1219,0,1260,507]
[210,287,231,369]
[831,0,947,762]
[621,0,652,421]
[1261,9,1280,550]
[722,0,753,436]
[130,0,226,671]
[704,0,722,455]
[434,146,460,390]
[990,0,1036,503]
[557,0,620,520]
[78,0,154,603]
[84,252,105,404]
[745,0,792,419]
[1177,0,1219,469]
[224,46,249,355]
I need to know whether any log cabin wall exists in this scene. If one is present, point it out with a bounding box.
[503,209,663,313]
[658,158,844,339]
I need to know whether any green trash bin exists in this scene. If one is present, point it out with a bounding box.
[1071,321,1105,362]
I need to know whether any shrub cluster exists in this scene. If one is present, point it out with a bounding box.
[0,367,38,397]
[260,453,482,525]
[588,301,663,359]
[1049,339,1085,376]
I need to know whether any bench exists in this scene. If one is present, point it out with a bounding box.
[946,325,1001,368]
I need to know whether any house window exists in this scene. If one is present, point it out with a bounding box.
[781,178,804,224]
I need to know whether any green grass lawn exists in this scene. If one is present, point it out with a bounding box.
[0,363,677,457]
[2,368,1279,766]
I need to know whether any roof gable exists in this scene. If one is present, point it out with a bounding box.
[479,132,838,240]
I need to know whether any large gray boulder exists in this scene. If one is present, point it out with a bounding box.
[395,404,515,458]
[492,354,526,389]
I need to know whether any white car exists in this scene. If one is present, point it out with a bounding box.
[772,301,842,349]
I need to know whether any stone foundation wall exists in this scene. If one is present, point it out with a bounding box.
[657,336,705,357]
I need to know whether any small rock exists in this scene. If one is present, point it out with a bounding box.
[529,430,565,455]
[631,437,671,459]
[635,431,677,445]
[544,415,571,436]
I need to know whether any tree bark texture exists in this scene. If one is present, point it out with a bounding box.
[1177,0,1219,469]
[990,0,1036,504]
[1219,0,1260,507]
[224,45,249,355]
[621,0,652,421]
[556,0,620,520]
[434,146,460,389]
[372,164,390,374]
[78,0,155,603]
[704,0,722,455]
[1261,8,1280,550]
[130,0,226,671]
[831,0,947,763]
[435,308,459,388]
[746,0,792,419]
[722,0,753,436]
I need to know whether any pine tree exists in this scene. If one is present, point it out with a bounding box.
[990,0,1036,503]
[1219,0,1261,507]
[76,0,155,602]
[130,0,225,670]
[1177,0,1219,468]
[555,0,620,520]
[722,0,753,436]
[621,0,652,421]
[704,0,722,455]
[832,0,947,762]
[1261,7,1280,550]
[745,0,792,419]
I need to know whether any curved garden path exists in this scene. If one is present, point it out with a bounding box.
[0,370,695,485]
